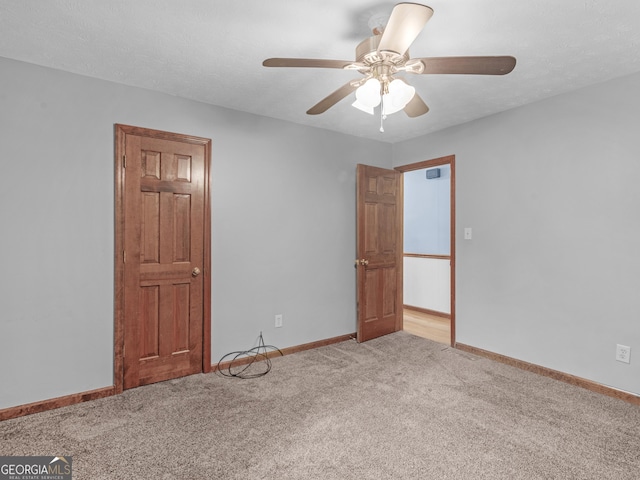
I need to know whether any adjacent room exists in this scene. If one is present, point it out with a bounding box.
[1,1,639,477]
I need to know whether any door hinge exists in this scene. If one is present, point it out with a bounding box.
[123,251,126,263]
[123,154,126,168]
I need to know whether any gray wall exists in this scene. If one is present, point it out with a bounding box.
[394,72,640,396]
[0,57,391,409]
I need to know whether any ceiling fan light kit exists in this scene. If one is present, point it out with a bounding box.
[352,78,380,114]
[263,2,516,132]
[352,77,416,131]
[352,77,415,114]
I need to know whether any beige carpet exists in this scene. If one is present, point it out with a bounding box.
[2,332,639,479]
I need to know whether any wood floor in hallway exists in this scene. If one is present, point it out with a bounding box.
[403,308,451,345]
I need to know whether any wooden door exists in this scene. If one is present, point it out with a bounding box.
[115,125,211,390]
[356,164,403,342]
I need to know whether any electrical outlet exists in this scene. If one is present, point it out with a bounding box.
[274,314,283,328]
[616,344,631,364]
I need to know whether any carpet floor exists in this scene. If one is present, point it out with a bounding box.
[2,332,640,479]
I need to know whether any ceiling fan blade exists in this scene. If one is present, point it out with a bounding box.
[307,81,358,115]
[263,58,354,69]
[377,3,434,55]
[414,56,517,75]
[403,91,429,117]
[395,78,429,117]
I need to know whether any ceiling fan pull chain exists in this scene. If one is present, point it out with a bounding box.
[379,96,385,133]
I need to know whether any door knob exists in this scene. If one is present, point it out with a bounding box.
[355,259,369,266]
[192,267,201,277]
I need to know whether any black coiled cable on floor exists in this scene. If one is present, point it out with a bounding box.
[215,332,283,379]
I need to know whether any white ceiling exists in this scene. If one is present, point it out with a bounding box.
[1,0,640,143]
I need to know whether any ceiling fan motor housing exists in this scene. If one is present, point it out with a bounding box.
[355,35,416,94]
[356,35,409,65]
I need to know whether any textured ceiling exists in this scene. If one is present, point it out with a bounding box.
[1,0,640,143]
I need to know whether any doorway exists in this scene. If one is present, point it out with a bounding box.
[396,155,455,346]
[114,124,212,392]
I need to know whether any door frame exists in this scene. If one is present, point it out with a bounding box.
[395,154,456,346]
[113,124,212,393]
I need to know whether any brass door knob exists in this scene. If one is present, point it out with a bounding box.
[192,267,201,277]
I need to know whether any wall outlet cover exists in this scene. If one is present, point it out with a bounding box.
[616,344,631,364]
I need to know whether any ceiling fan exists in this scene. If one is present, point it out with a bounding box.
[263,3,516,129]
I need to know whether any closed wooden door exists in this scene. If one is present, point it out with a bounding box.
[356,164,403,342]
[115,125,211,390]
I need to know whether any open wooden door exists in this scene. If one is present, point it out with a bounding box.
[115,124,211,391]
[356,164,403,342]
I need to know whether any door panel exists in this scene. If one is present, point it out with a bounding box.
[116,125,210,390]
[139,285,160,358]
[356,164,403,342]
